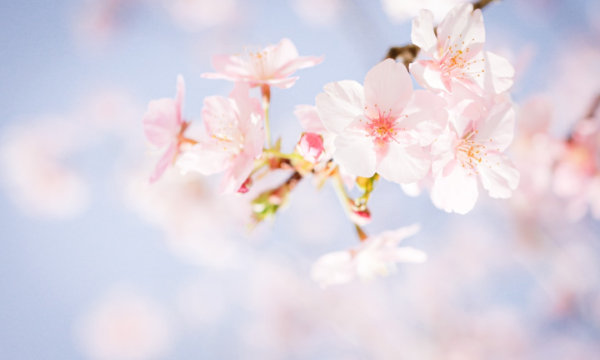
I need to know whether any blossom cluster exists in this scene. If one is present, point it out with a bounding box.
[141,3,519,287]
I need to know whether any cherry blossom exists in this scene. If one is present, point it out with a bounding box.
[176,82,264,194]
[311,224,427,288]
[430,101,519,214]
[142,75,192,183]
[410,4,514,96]
[316,58,448,183]
[201,38,324,89]
[553,120,600,220]
[75,290,173,360]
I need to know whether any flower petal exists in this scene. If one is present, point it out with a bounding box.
[143,98,180,148]
[332,127,376,178]
[398,90,448,146]
[218,152,255,194]
[311,251,356,288]
[364,59,413,119]
[409,61,449,94]
[316,80,365,134]
[376,143,431,184]
[431,165,478,214]
[201,54,251,81]
[149,142,178,183]
[276,56,324,78]
[474,102,515,151]
[480,51,515,94]
[436,4,485,59]
[411,9,437,56]
[478,151,520,199]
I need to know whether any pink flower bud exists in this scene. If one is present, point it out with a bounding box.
[297,132,324,163]
[238,178,252,194]
[349,208,371,226]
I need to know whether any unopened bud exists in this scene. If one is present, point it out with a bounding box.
[297,132,324,163]
[238,178,252,194]
[349,208,371,226]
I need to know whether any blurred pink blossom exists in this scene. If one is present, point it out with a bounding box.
[142,75,189,183]
[202,38,324,89]
[311,224,426,287]
[75,290,173,360]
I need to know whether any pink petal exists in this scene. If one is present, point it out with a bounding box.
[364,59,412,119]
[201,96,238,134]
[411,9,437,56]
[218,153,255,194]
[436,4,485,59]
[270,38,300,70]
[518,96,552,135]
[316,80,365,134]
[376,143,431,184]
[332,127,377,178]
[202,54,251,82]
[379,223,421,245]
[149,143,178,183]
[409,61,449,94]
[228,82,264,131]
[478,152,520,199]
[175,75,185,125]
[474,102,515,151]
[242,114,265,159]
[294,105,326,133]
[480,51,515,94]
[262,76,299,89]
[276,55,324,78]
[398,90,448,146]
[142,98,180,148]
[176,143,232,175]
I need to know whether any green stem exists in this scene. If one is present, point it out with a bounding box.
[264,148,302,161]
[331,168,368,242]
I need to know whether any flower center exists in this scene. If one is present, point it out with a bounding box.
[438,36,485,79]
[361,108,406,146]
[242,46,278,80]
[456,131,488,175]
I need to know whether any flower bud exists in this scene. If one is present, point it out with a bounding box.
[238,178,252,194]
[349,207,371,226]
[297,132,324,163]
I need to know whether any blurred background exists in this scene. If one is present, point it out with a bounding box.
[1,0,600,359]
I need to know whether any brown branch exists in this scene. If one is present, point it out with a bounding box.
[584,95,600,120]
[384,0,498,68]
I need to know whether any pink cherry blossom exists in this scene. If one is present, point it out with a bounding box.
[315,58,448,184]
[297,132,324,163]
[201,38,324,89]
[142,75,190,183]
[176,82,264,194]
[430,101,520,214]
[553,120,600,220]
[410,4,514,96]
[311,224,427,288]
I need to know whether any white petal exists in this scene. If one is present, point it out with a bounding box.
[377,143,431,184]
[364,59,413,119]
[481,51,515,94]
[475,102,515,152]
[478,152,520,199]
[431,165,479,214]
[411,9,437,56]
[332,128,376,178]
[311,251,356,288]
[316,80,365,134]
